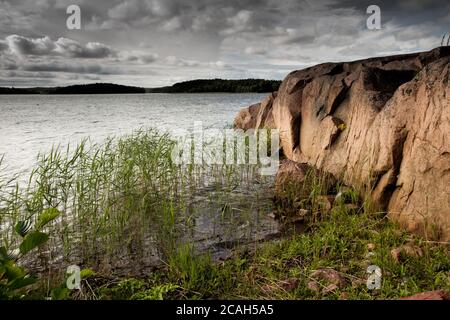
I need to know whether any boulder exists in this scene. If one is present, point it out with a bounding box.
[400,290,450,300]
[233,102,261,130]
[234,47,450,241]
[233,92,277,130]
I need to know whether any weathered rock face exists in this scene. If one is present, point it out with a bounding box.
[234,92,277,130]
[234,47,450,241]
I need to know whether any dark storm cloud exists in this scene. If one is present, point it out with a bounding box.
[0,0,448,87]
[330,0,450,27]
[93,0,318,34]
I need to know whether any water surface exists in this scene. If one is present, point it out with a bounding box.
[0,93,266,177]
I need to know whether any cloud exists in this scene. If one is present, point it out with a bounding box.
[0,39,8,52]
[439,12,450,23]
[221,10,254,35]
[106,0,178,25]
[159,16,183,31]
[54,38,115,58]
[0,55,17,70]
[165,55,199,67]
[5,35,116,58]
[0,2,35,34]
[120,51,159,63]
[279,29,317,45]
[244,46,267,55]
[22,61,120,74]
[2,70,57,79]
[164,55,234,70]
[93,0,268,34]
[6,35,55,56]
[209,60,233,70]
[108,0,145,21]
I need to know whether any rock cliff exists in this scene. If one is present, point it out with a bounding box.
[234,47,450,241]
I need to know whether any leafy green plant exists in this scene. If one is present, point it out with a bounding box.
[96,278,179,300]
[131,284,180,300]
[167,244,219,295]
[0,208,60,299]
[51,268,95,300]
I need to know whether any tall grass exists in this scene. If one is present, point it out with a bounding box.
[0,128,273,281]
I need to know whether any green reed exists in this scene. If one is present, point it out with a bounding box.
[0,128,272,279]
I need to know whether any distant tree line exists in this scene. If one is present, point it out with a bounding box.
[0,87,37,94]
[0,80,282,95]
[50,83,145,94]
[147,79,282,93]
[0,83,145,95]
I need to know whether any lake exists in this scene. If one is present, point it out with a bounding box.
[0,93,266,178]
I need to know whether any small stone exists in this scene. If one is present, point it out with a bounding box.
[339,292,349,300]
[335,186,351,201]
[316,195,335,211]
[298,209,310,217]
[351,279,366,288]
[339,186,352,193]
[310,268,347,288]
[267,212,277,219]
[391,244,423,263]
[261,284,275,293]
[345,203,359,212]
[261,278,301,293]
[322,284,339,294]
[279,278,299,291]
[307,281,320,293]
[291,216,304,224]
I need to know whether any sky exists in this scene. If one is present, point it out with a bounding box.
[0,0,449,87]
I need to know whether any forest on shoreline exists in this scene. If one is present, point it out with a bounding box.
[0,79,281,95]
